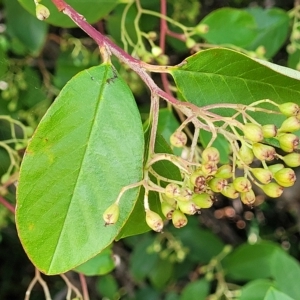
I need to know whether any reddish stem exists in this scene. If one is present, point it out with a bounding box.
[79,273,90,300]
[0,195,15,214]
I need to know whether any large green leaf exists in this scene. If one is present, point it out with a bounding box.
[16,64,144,275]
[170,48,300,129]
[18,0,118,28]
[264,288,295,300]
[239,279,277,300]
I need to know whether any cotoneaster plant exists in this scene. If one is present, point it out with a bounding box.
[14,0,300,279]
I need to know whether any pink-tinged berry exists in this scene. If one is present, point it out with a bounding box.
[192,193,214,208]
[177,200,198,215]
[251,168,273,184]
[274,168,296,187]
[208,178,227,193]
[278,102,300,117]
[103,203,120,225]
[215,164,233,179]
[35,4,50,20]
[161,202,175,220]
[262,124,277,138]
[252,143,276,161]
[221,183,239,199]
[202,147,220,163]
[243,123,264,143]
[278,116,300,133]
[190,170,206,188]
[240,190,256,205]
[172,210,188,228]
[238,143,254,165]
[261,182,284,198]
[170,131,187,148]
[146,210,164,232]
[165,183,181,198]
[282,153,300,167]
[277,133,299,152]
[201,161,218,176]
[233,177,252,193]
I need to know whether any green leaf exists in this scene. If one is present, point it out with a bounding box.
[16,64,144,275]
[96,274,120,300]
[287,49,300,70]
[199,8,257,47]
[264,287,295,300]
[169,48,300,131]
[240,279,277,300]
[18,0,118,28]
[0,48,8,78]
[5,0,48,54]
[74,247,115,276]
[246,7,289,59]
[180,279,210,300]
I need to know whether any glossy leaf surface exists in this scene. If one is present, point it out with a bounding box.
[16,64,144,274]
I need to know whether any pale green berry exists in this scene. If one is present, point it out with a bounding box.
[233,177,252,193]
[277,133,299,152]
[170,131,187,148]
[161,202,175,219]
[240,190,256,205]
[186,38,196,49]
[268,163,285,174]
[103,203,120,225]
[176,187,193,202]
[215,164,233,179]
[208,178,227,193]
[165,183,181,198]
[282,153,300,167]
[202,147,220,163]
[190,170,205,187]
[262,124,277,138]
[151,46,163,57]
[251,168,273,184]
[238,143,254,165]
[252,143,276,161]
[177,200,198,215]
[145,210,164,232]
[35,4,50,20]
[221,183,239,199]
[274,168,296,187]
[172,210,188,228]
[161,193,176,206]
[278,116,300,133]
[201,161,218,176]
[243,123,264,143]
[195,23,209,34]
[261,182,284,198]
[278,102,300,117]
[192,193,214,208]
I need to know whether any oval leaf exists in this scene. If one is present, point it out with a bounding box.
[16,64,144,274]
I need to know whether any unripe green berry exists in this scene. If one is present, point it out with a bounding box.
[170,131,187,148]
[165,183,181,198]
[201,161,218,176]
[261,182,284,198]
[233,177,252,192]
[195,23,209,34]
[221,183,239,199]
[268,163,285,174]
[161,193,176,206]
[103,203,120,225]
[287,44,297,54]
[151,46,163,57]
[252,143,276,161]
[279,102,300,117]
[172,210,188,228]
[262,124,277,138]
[282,153,300,167]
[35,4,50,20]
[240,190,256,205]
[202,147,220,163]
[274,168,296,187]
[177,200,198,215]
[208,178,227,193]
[277,133,299,152]
[192,193,214,208]
[278,116,300,133]
[251,168,273,184]
[145,210,164,232]
[238,143,254,165]
[176,187,193,202]
[148,31,157,40]
[190,170,205,187]
[161,202,175,219]
[215,164,233,179]
[186,38,196,49]
[243,123,264,143]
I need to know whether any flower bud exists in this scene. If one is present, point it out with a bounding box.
[277,133,299,152]
[251,168,273,184]
[176,187,193,202]
[192,193,214,208]
[177,200,198,215]
[278,116,300,133]
[161,202,175,219]
[274,168,296,187]
[221,183,239,199]
[240,190,256,205]
[282,152,300,167]
[170,131,187,147]
[268,163,285,174]
[233,177,252,192]
[201,161,218,176]
[252,143,276,161]
[262,124,277,138]
[202,147,220,163]
[261,182,284,198]
[278,102,300,117]
[238,143,254,165]
[103,203,120,225]
[165,183,181,198]
[172,210,188,228]
[35,4,50,20]
[208,178,227,192]
[145,210,164,232]
[215,164,233,179]
[243,123,264,142]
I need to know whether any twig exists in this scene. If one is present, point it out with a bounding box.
[79,273,90,300]
[0,195,15,214]
[60,273,83,300]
